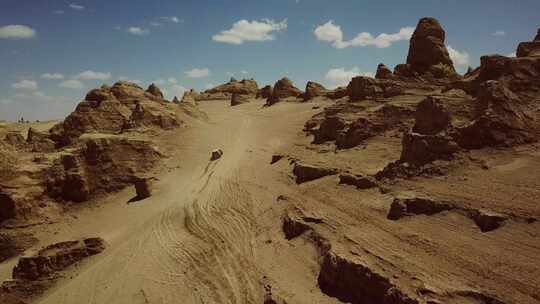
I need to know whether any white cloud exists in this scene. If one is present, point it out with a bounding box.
[53,10,65,14]
[127,27,149,36]
[492,30,506,37]
[241,70,249,75]
[314,21,343,43]
[447,45,470,67]
[314,21,413,49]
[324,67,373,88]
[161,16,181,23]
[41,73,64,80]
[59,79,84,89]
[168,77,178,84]
[75,70,112,80]
[118,76,142,85]
[212,19,287,44]
[150,22,161,27]
[170,84,187,98]
[12,80,38,90]
[0,25,36,39]
[506,52,517,58]
[185,68,211,78]
[69,4,85,10]
[151,79,166,85]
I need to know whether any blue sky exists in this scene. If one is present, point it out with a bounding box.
[1,0,539,121]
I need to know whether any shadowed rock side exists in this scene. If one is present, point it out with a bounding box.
[304,81,328,101]
[400,17,457,80]
[318,251,419,304]
[49,81,180,147]
[456,80,537,148]
[292,162,339,184]
[256,85,273,99]
[0,233,38,262]
[146,83,165,99]
[199,78,259,101]
[0,81,192,226]
[45,135,162,203]
[517,28,540,57]
[0,238,105,301]
[387,196,510,232]
[230,93,251,106]
[266,77,303,106]
[375,63,395,80]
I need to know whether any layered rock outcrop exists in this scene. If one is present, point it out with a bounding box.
[304,81,328,100]
[45,135,162,203]
[256,85,273,99]
[517,28,540,58]
[456,80,536,148]
[146,83,164,99]
[230,93,251,106]
[204,78,258,95]
[49,81,180,147]
[375,63,394,80]
[1,238,105,301]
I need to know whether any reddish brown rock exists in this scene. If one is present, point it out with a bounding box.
[393,64,418,78]
[456,80,536,148]
[347,76,382,101]
[401,132,459,165]
[375,63,394,79]
[326,86,348,99]
[0,191,17,223]
[129,101,180,130]
[2,238,105,300]
[318,251,419,304]
[256,85,273,99]
[49,81,180,147]
[406,17,457,78]
[0,233,38,262]
[134,177,154,199]
[230,93,251,106]
[46,135,162,203]
[412,96,452,135]
[313,116,347,144]
[266,78,303,105]
[26,128,55,153]
[304,81,328,100]
[516,28,540,58]
[338,173,378,189]
[292,162,339,184]
[205,78,258,95]
[146,83,164,99]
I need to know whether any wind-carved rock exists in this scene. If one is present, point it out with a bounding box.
[397,17,457,79]
[517,28,540,58]
[266,77,303,106]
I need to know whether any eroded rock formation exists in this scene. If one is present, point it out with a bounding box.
[266,78,303,105]
[403,17,457,79]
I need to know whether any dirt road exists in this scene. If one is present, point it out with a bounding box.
[32,100,332,304]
